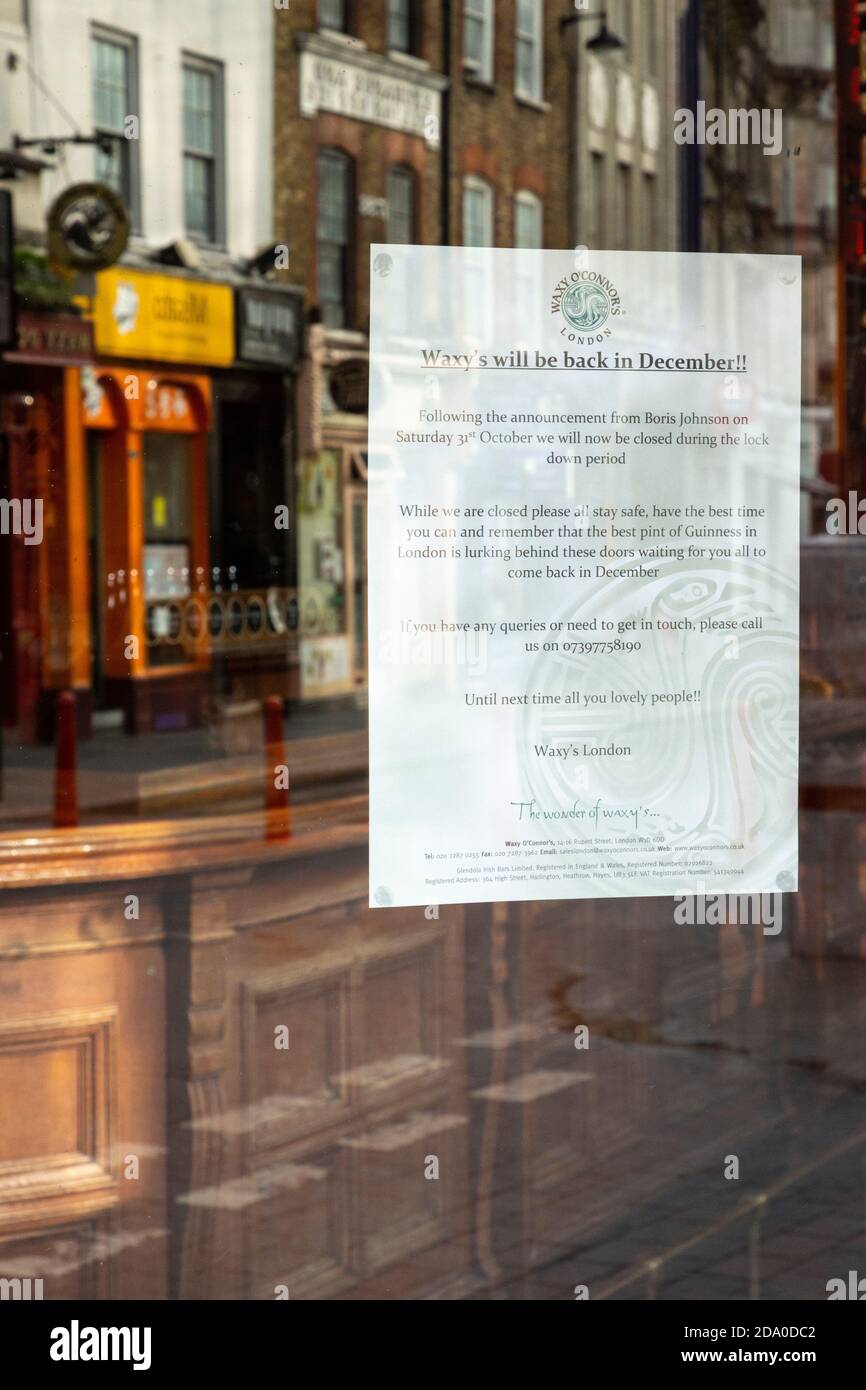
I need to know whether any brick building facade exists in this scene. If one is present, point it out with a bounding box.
[272,2,679,702]
[446,0,573,250]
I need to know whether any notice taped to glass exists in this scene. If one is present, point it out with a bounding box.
[368,247,800,908]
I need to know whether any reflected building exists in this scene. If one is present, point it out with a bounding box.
[571,0,685,253]
[679,0,838,520]
[275,3,447,702]
[0,0,865,1308]
[0,0,304,742]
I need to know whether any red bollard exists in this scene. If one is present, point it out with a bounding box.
[53,690,78,830]
[263,695,290,841]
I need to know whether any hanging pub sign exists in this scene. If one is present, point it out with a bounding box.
[329,357,369,414]
[236,285,303,368]
[47,182,129,272]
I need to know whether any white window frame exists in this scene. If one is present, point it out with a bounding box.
[464,0,494,84]
[91,25,140,232]
[515,0,543,102]
[463,175,494,247]
[514,189,542,248]
[181,53,225,247]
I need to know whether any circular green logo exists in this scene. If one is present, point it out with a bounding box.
[561,280,611,332]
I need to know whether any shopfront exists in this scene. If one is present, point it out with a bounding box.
[1,264,307,740]
[80,268,310,734]
[80,363,212,732]
[0,311,94,741]
[78,265,232,733]
[208,284,304,711]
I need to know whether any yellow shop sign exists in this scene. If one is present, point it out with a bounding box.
[90,267,234,366]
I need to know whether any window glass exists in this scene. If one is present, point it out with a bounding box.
[387,166,415,244]
[1,0,860,1327]
[463,177,493,246]
[143,434,192,668]
[182,60,220,241]
[92,31,137,222]
[591,151,605,242]
[644,0,657,75]
[388,0,415,54]
[515,0,542,99]
[318,0,346,30]
[465,0,493,82]
[514,189,542,248]
[318,149,351,326]
[616,161,631,247]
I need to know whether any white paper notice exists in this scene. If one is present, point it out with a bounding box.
[368,247,800,908]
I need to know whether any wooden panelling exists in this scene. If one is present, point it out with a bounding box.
[220,864,469,1299]
[0,1008,117,1232]
[240,958,353,1152]
[0,1215,114,1300]
[248,1147,352,1300]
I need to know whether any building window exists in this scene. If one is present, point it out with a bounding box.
[387,166,416,243]
[616,162,631,248]
[319,0,348,31]
[389,0,420,55]
[644,0,657,76]
[515,0,543,100]
[318,149,352,327]
[591,152,605,242]
[92,28,139,228]
[464,0,494,83]
[620,0,632,51]
[514,190,542,248]
[643,172,657,247]
[463,176,494,246]
[182,57,223,244]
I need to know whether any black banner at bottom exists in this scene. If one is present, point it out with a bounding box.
[2,1297,862,1375]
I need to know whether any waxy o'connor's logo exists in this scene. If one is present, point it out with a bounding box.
[551,270,623,343]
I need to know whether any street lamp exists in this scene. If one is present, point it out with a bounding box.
[586,20,626,55]
[560,9,626,54]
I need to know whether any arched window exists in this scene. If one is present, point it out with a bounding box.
[463,175,494,247]
[514,189,543,248]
